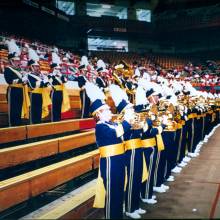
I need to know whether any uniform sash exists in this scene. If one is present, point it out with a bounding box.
[156,134,165,151]
[54,84,70,113]
[31,87,52,118]
[10,84,30,119]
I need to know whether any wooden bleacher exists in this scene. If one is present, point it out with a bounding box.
[0,118,95,145]
[0,130,96,169]
[0,114,100,217]
[0,149,99,212]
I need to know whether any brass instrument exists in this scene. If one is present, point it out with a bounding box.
[216,98,220,107]
[113,111,148,130]
[112,71,124,89]
[131,112,148,129]
[157,99,178,130]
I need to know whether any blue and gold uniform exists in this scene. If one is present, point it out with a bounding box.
[124,126,144,214]
[96,120,131,219]
[85,82,133,219]
[48,70,68,122]
[141,118,163,199]
[27,73,51,124]
[4,66,29,126]
[74,74,90,118]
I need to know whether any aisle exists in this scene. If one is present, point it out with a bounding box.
[140,127,220,219]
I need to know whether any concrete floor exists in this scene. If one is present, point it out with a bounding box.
[88,126,220,219]
[138,126,220,219]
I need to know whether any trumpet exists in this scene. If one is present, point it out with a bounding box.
[113,111,148,129]
[131,112,148,129]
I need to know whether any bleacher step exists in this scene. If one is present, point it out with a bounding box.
[20,179,97,220]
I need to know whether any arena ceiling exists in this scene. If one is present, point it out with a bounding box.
[154,0,220,12]
[55,0,220,14]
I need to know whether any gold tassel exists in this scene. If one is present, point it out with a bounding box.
[124,166,127,191]
[142,153,148,182]
[61,84,71,113]
[156,134,165,151]
[41,88,52,118]
[93,167,106,208]
[21,85,30,119]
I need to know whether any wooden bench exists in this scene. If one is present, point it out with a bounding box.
[0,126,27,145]
[0,130,96,169]
[0,118,95,144]
[59,130,95,153]
[0,93,6,102]
[0,113,8,127]
[0,149,99,212]
[0,101,7,113]
[27,118,95,139]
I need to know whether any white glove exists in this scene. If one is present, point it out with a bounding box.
[22,75,28,83]
[180,111,184,116]
[43,77,49,83]
[124,108,135,123]
[150,114,156,121]
[179,105,184,111]
[162,115,169,125]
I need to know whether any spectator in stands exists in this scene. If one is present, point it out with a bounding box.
[85,82,134,219]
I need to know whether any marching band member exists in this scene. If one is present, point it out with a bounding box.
[27,47,51,124]
[4,39,30,126]
[113,64,126,89]
[48,51,69,122]
[95,60,108,87]
[96,68,108,92]
[75,55,91,118]
[110,84,147,219]
[85,82,133,219]
[74,63,90,118]
[139,80,166,198]
[135,79,161,204]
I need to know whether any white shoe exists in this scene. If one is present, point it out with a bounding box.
[172,166,182,173]
[195,147,201,152]
[153,186,166,193]
[183,156,191,163]
[125,211,141,219]
[196,145,202,149]
[195,148,201,153]
[178,161,187,167]
[167,176,175,182]
[135,208,146,215]
[142,198,157,204]
[161,184,169,190]
[188,152,199,157]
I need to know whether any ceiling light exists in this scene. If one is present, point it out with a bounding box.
[102,4,111,9]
